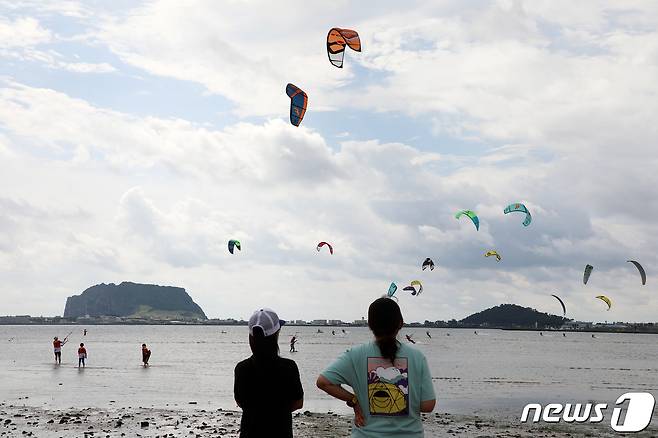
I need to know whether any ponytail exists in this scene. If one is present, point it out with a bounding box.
[368,298,404,364]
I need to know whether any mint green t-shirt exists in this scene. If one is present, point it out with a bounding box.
[321,341,436,438]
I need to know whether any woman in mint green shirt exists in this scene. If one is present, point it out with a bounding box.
[317,298,436,437]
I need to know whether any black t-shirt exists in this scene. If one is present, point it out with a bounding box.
[234,356,303,438]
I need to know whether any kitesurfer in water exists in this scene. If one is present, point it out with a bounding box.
[426,331,432,339]
[53,336,68,364]
[77,343,87,368]
[142,344,151,366]
[405,334,416,344]
[290,336,297,353]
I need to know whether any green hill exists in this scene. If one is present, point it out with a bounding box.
[63,282,207,321]
[460,304,567,329]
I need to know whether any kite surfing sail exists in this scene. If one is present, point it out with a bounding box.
[596,295,612,311]
[504,203,532,226]
[317,241,334,255]
[285,83,308,126]
[484,250,501,262]
[326,28,361,68]
[387,282,398,300]
[455,210,479,231]
[583,264,593,284]
[403,280,423,296]
[228,239,241,254]
[422,258,435,271]
[551,294,566,317]
[627,260,646,285]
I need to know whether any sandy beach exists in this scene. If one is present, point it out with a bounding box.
[1,402,654,437]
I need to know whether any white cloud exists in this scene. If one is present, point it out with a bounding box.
[0,17,51,48]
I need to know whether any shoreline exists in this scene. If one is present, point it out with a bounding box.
[1,403,654,437]
[3,322,658,335]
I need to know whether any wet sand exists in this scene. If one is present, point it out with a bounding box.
[1,403,654,437]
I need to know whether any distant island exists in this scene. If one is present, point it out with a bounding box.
[459,304,566,329]
[63,282,207,321]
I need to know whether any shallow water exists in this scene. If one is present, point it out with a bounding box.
[1,325,657,420]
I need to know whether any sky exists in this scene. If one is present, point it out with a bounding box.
[1,0,658,322]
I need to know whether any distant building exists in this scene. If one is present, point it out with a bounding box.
[353,317,367,326]
[311,319,328,325]
[560,320,592,330]
[328,319,344,326]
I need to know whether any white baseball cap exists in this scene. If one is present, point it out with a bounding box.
[248,308,285,337]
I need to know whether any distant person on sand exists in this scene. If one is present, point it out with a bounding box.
[234,308,303,438]
[53,336,68,364]
[77,343,87,368]
[289,336,297,353]
[317,298,436,436]
[142,344,151,366]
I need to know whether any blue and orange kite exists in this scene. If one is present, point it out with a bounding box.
[286,83,308,127]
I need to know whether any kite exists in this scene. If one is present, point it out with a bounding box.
[551,294,566,317]
[627,260,646,285]
[387,282,398,300]
[403,280,423,296]
[317,241,334,255]
[583,264,593,285]
[422,258,435,271]
[327,28,361,68]
[484,250,501,262]
[504,203,532,227]
[228,239,241,254]
[455,210,479,231]
[285,83,308,127]
[596,295,612,311]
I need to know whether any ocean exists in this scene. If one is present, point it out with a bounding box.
[1,325,657,420]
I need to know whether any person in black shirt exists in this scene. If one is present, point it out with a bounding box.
[234,308,303,438]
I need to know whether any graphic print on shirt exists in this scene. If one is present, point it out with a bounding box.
[367,357,409,416]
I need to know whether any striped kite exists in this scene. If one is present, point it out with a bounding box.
[327,28,361,68]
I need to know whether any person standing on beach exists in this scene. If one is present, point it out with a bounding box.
[77,343,87,368]
[142,344,151,366]
[234,308,303,438]
[53,336,67,364]
[317,298,436,437]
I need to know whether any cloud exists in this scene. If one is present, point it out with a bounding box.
[0,2,657,323]
[0,17,51,48]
